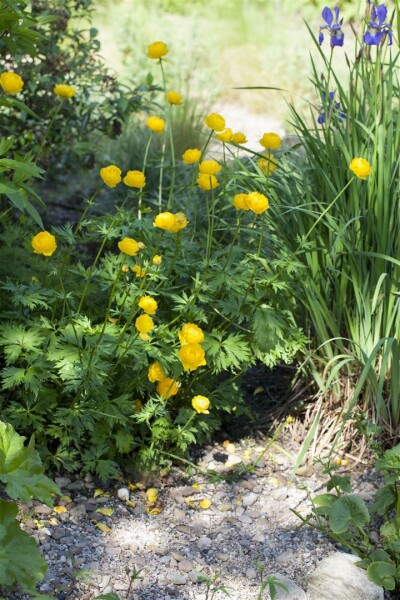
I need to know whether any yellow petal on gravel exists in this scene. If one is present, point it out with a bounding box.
[53,505,67,514]
[94,488,106,497]
[96,522,112,533]
[34,519,44,528]
[225,443,236,454]
[146,488,158,503]
[126,500,137,508]
[146,507,162,515]
[60,495,73,504]
[192,483,202,490]
[128,482,137,491]
[199,499,212,509]
[96,507,114,516]
[49,518,60,526]
[269,477,281,486]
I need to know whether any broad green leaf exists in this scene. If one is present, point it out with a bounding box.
[381,518,400,542]
[327,475,352,494]
[367,561,396,591]
[0,421,60,504]
[371,486,396,516]
[376,444,400,472]
[329,495,370,534]
[312,493,337,516]
[0,499,47,590]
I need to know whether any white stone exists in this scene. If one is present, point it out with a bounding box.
[242,492,258,507]
[197,536,212,551]
[167,572,187,585]
[306,552,384,600]
[266,573,307,599]
[117,487,130,502]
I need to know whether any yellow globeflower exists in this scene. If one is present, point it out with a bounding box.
[246,191,270,214]
[216,128,233,142]
[259,132,281,149]
[54,84,76,99]
[100,165,122,188]
[199,159,221,176]
[148,362,165,383]
[166,90,182,105]
[257,153,278,176]
[233,193,250,210]
[349,157,372,180]
[0,72,24,95]
[147,41,168,59]
[178,343,206,371]
[31,231,57,257]
[192,395,210,414]
[138,295,158,315]
[204,112,225,132]
[167,212,189,233]
[123,170,146,188]
[132,265,146,278]
[232,132,247,144]
[146,116,166,134]
[152,255,162,266]
[179,323,204,346]
[197,173,219,191]
[154,212,176,231]
[135,314,154,340]
[118,237,140,256]
[157,377,180,398]
[182,148,202,164]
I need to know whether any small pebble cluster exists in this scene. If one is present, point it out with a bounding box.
[14,438,382,600]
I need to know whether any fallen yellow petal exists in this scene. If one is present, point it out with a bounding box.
[146,507,162,515]
[59,495,73,504]
[34,519,44,529]
[94,488,105,498]
[53,505,67,514]
[200,499,212,509]
[49,517,59,526]
[146,488,158,503]
[128,482,137,491]
[192,483,202,490]
[96,522,112,533]
[269,477,281,486]
[126,500,137,508]
[96,507,114,516]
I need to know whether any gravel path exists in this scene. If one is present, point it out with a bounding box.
[12,437,379,600]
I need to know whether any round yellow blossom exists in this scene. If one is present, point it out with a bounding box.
[138,295,158,315]
[157,377,180,398]
[152,255,162,266]
[216,128,233,142]
[197,173,219,191]
[232,132,247,144]
[204,112,225,132]
[132,265,146,278]
[0,71,24,95]
[199,159,222,176]
[146,116,166,134]
[31,231,57,256]
[259,132,281,149]
[349,157,372,180]
[178,343,206,371]
[179,323,204,346]
[199,498,211,509]
[233,193,250,210]
[257,153,278,176]
[182,148,202,164]
[118,237,140,256]
[123,170,146,188]
[246,191,270,214]
[192,395,210,414]
[135,314,154,340]
[167,212,189,233]
[148,362,165,383]
[100,165,122,188]
[166,90,182,105]
[146,488,158,503]
[286,416,294,424]
[154,212,176,231]
[147,41,168,59]
[54,84,76,99]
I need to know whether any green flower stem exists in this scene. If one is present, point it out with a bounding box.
[179,411,196,436]
[36,100,63,162]
[164,231,182,280]
[55,270,82,360]
[138,135,153,219]
[158,140,166,212]
[159,59,176,209]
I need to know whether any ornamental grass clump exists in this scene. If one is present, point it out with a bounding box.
[0,36,306,478]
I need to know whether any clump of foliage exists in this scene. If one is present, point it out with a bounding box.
[294,443,400,592]
[0,420,59,595]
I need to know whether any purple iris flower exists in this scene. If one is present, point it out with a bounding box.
[364,3,393,46]
[319,6,345,47]
[317,91,346,125]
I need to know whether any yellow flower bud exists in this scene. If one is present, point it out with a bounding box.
[146,116,166,133]
[132,265,146,278]
[157,377,180,398]
[259,132,281,149]
[233,193,250,210]
[204,112,225,132]
[138,295,158,315]
[54,84,76,99]
[232,132,247,144]
[31,231,57,257]
[192,395,210,414]
[179,323,204,346]
[147,41,168,59]
[182,148,202,164]
[216,128,233,142]
[199,160,222,176]
[0,72,24,95]
[166,90,182,105]
[349,157,372,180]
[178,343,206,371]
[135,314,154,340]
[118,237,140,256]
[148,362,165,383]
[123,170,146,188]
[100,165,122,188]
[152,255,162,266]
[246,191,270,214]
[197,173,219,191]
